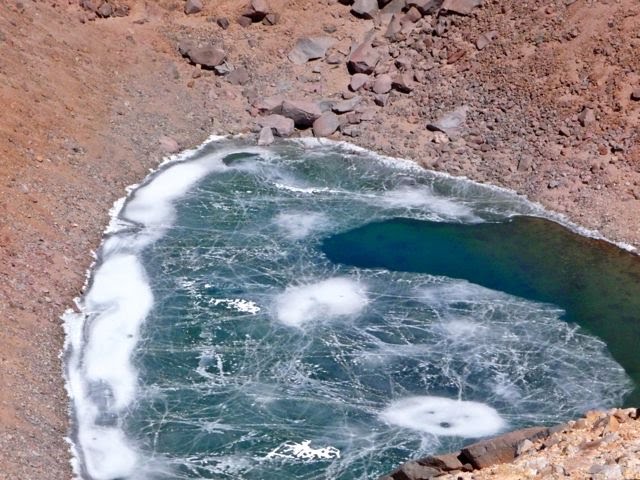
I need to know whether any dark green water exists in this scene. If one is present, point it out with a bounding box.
[322,216,640,405]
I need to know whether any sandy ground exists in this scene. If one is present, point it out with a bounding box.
[0,0,639,478]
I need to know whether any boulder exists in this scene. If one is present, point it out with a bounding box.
[288,36,337,65]
[313,112,341,137]
[578,107,596,126]
[385,14,403,40]
[184,0,203,15]
[417,453,465,471]
[182,45,226,68]
[460,427,549,469]
[402,6,422,23]
[332,96,361,114]
[441,0,482,15]
[263,12,279,25]
[258,114,295,137]
[178,39,195,56]
[159,136,180,153]
[80,0,99,12]
[407,0,444,14]
[252,95,284,114]
[392,71,415,93]
[237,15,252,27]
[350,73,370,91]
[373,74,392,94]
[281,100,323,128]
[227,67,250,85]
[351,0,379,19]
[476,30,498,50]
[348,41,380,74]
[427,105,469,138]
[113,4,130,16]
[96,2,113,17]
[258,126,275,145]
[631,89,640,101]
[382,0,407,14]
[326,52,343,64]
[243,0,270,21]
[374,93,389,106]
[340,125,361,137]
[217,17,230,29]
[389,461,442,480]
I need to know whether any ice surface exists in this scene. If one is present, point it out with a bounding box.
[275,277,369,327]
[274,211,330,240]
[380,396,506,437]
[63,139,633,480]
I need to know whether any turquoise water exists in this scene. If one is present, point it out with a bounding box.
[66,140,635,480]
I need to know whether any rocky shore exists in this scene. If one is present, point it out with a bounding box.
[384,408,640,479]
[1,0,639,478]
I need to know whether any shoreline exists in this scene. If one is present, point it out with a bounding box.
[1,0,639,478]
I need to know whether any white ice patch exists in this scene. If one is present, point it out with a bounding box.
[380,396,506,438]
[275,277,368,327]
[266,440,341,461]
[380,186,477,220]
[211,298,261,314]
[63,141,274,479]
[437,319,487,341]
[274,211,330,240]
[63,254,152,480]
[419,281,497,306]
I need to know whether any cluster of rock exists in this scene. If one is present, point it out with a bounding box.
[79,0,129,19]
[381,408,640,480]
[381,426,552,480]
[249,0,489,142]
[183,0,278,26]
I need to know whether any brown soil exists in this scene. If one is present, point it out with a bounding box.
[0,0,639,478]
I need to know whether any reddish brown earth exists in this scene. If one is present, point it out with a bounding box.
[0,0,639,478]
